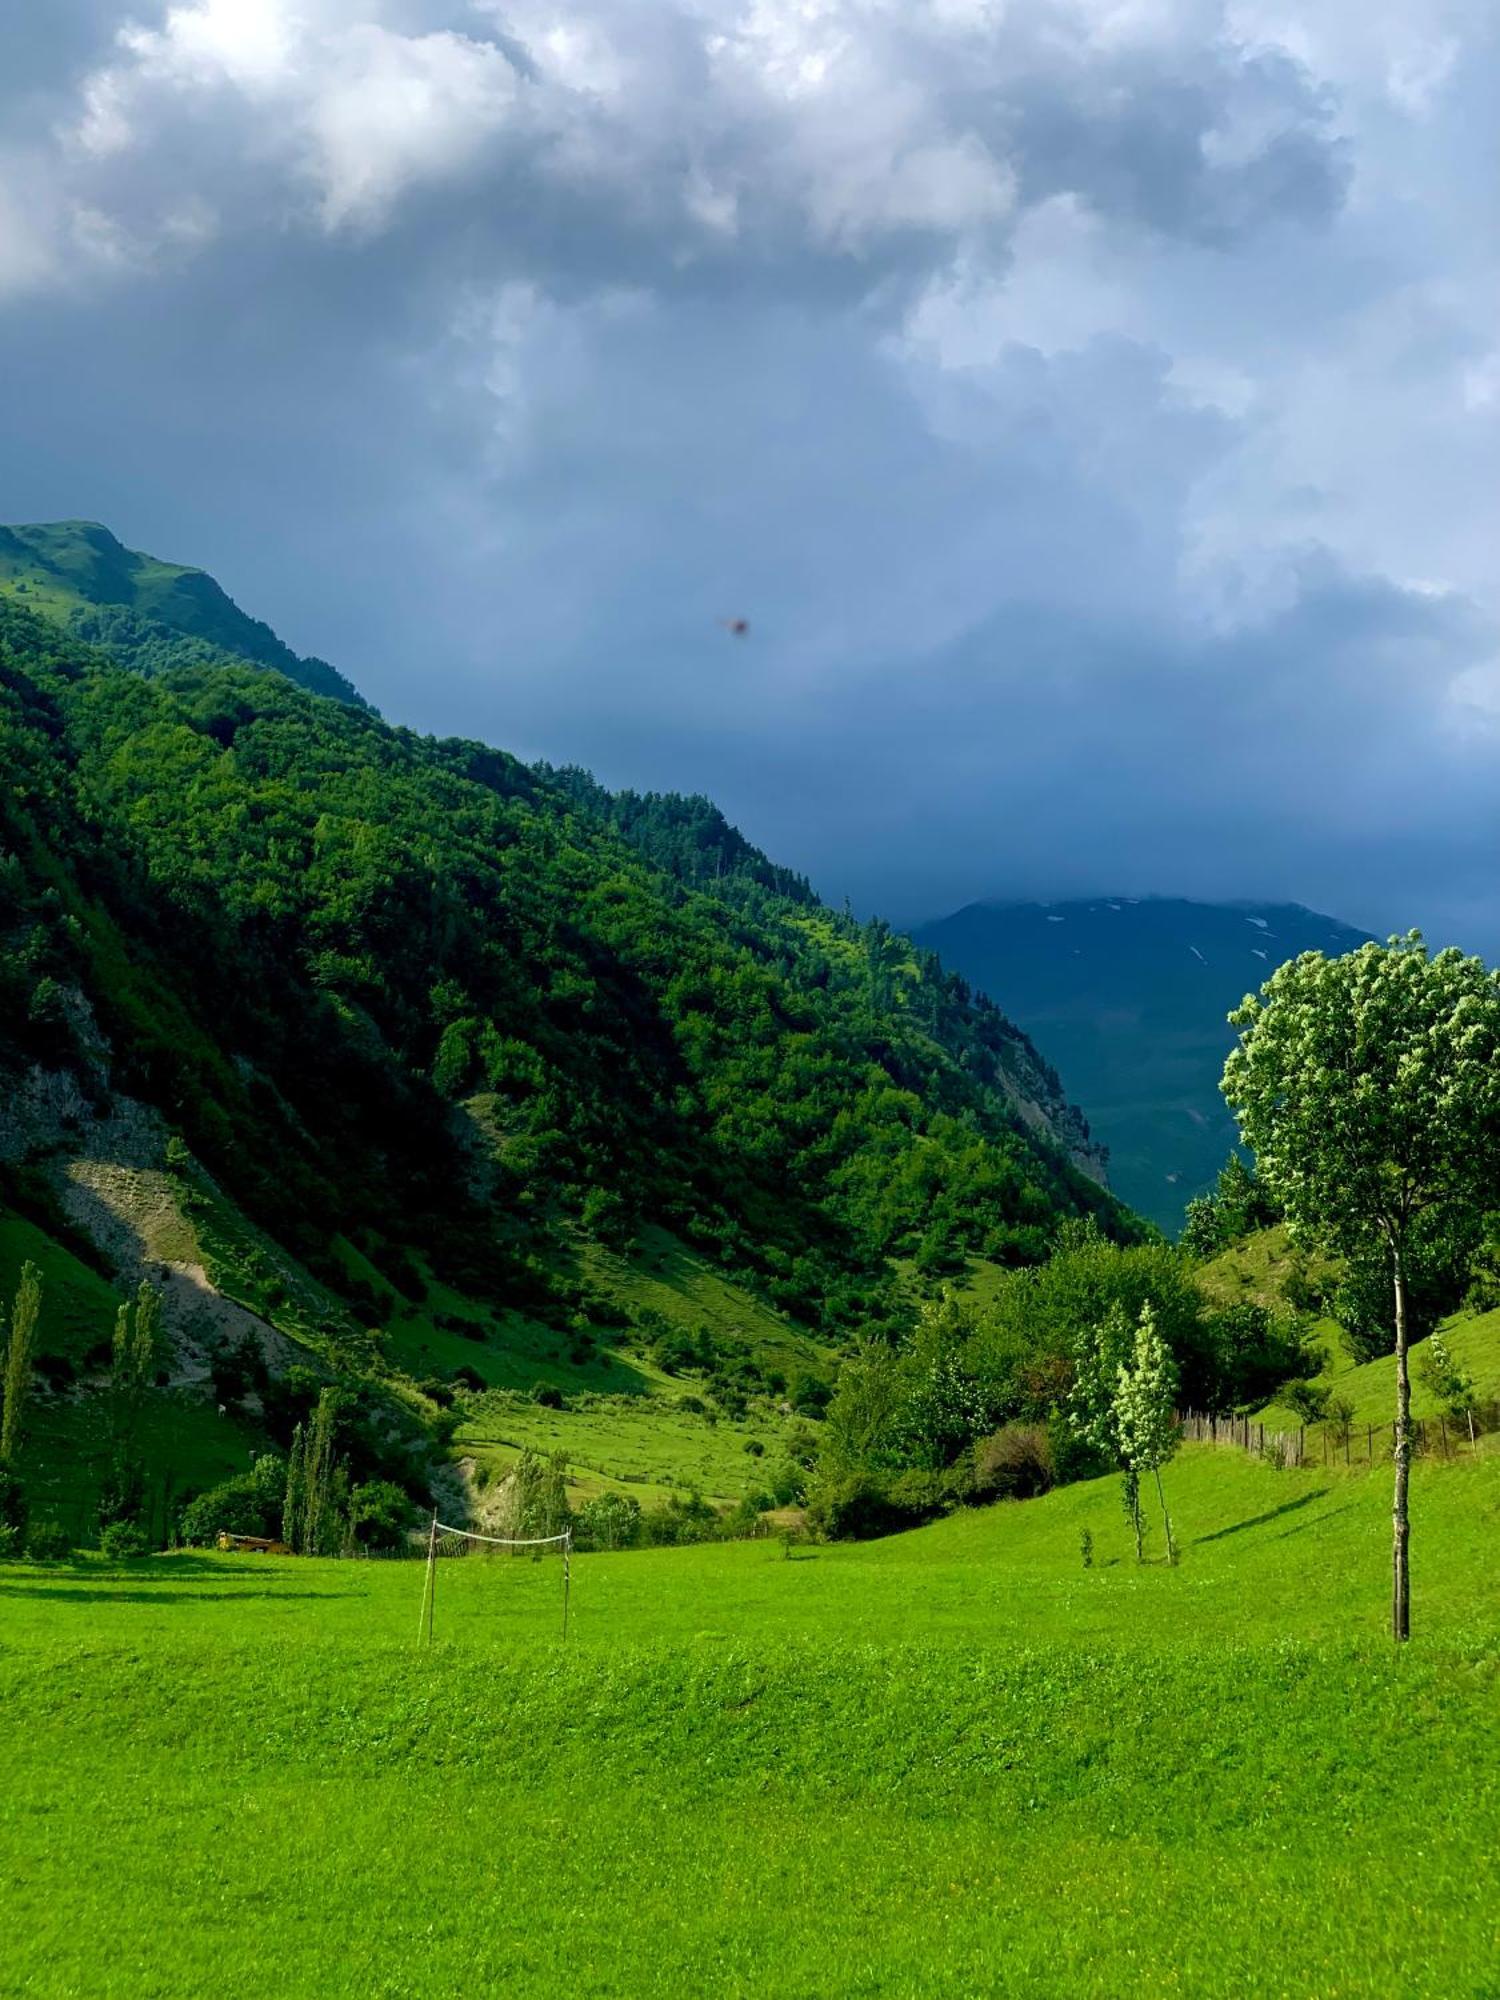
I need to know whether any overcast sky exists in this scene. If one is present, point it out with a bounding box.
[2,1,1496,945]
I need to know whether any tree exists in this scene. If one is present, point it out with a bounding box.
[1113,1306,1181,1565]
[0,1260,42,1463]
[101,1282,163,1527]
[1068,1304,1146,1560]
[1223,934,1500,1640]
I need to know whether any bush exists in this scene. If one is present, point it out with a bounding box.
[99,1520,151,1560]
[531,1382,565,1409]
[805,1471,938,1541]
[1283,1379,1332,1425]
[348,1479,414,1550]
[573,1491,641,1551]
[788,1373,832,1417]
[26,1521,72,1562]
[973,1423,1055,1501]
[639,1491,719,1547]
[179,1455,287,1546]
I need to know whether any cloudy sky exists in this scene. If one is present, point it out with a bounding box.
[2,1,1496,945]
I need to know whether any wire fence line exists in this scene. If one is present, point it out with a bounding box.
[1178,1401,1498,1471]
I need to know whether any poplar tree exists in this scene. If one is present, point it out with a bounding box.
[1113,1305,1181,1566]
[101,1282,163,1526]
[1223,934,1500,1640]
[1069,1304,1146,1561]
[0,1260,42,1464]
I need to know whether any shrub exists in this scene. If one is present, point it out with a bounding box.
[573,1491,641,1551]
[531,1382,565,1409]
[26,1521,72,1562]
[449,1365,486,1394]
[805,1471,939,1541]
[348,1480,414,1550]
[639,1491,719,1547]
[1283,1379,1331,1425]
[788,1373,832,1417]
[99,1520,150,1560]
[179,1454,286,1545]
[743,1438,765,1456]
[973,1423,1054,1501]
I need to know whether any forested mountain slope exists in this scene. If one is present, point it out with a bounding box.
[915,897,1374,1230]
[0,584,1135,1519]
[0,520,365,707]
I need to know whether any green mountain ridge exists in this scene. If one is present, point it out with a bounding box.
[914,895,1376,1231]
[0,558,1135,1525]
[0,519,366,708]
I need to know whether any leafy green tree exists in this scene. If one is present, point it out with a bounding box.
[0,1259,42,1463]
[574,1491,641,1551]
[1418,1333,1475,1423]
[348,1479,414,1550]
[1113,1306,1181,1566]
[1224,934,1500,1640]
[180,1455,286,1544]
[1068,1304,1146,1560]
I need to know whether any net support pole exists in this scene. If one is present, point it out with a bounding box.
[419,1508,439,1648]
[562,1530,572,1645]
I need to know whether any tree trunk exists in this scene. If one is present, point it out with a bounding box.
[1153,1466,1177,1567]
[1392,1244,1411,1642]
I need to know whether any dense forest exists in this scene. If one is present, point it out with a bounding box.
[0,594,1131,1361]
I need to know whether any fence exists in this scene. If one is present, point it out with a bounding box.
[1179,1401,1499,1472]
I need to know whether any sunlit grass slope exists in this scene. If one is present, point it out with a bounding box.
[1257,1306,1500,1433]
[4,1449,1499,1996]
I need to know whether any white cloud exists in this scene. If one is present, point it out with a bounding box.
[306,25,518,228]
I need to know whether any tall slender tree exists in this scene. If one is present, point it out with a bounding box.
[1069,1303,1147,1561]
[1223,934,1500,1640]
[101,1282,163,1528]
[1113,1305,1181,1566]
[0,1260,42,1464]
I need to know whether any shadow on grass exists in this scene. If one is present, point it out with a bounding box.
[1194,1489,1330,1544]
[0,1582,362,1605]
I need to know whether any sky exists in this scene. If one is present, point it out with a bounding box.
[2,1,1497,947]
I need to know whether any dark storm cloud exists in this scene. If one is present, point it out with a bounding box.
[1,1,1496,951]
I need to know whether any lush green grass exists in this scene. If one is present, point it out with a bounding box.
[4,1447,1499,1995]
[457,1389,799,1505]
[1256,1307,1500,1437]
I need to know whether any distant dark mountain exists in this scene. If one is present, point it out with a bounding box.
[0,520,366,707]
[912,897,1375,1232]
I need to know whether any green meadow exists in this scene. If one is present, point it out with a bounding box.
[5,1445,1499,1998]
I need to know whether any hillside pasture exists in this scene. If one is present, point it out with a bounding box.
[3,1446,1499,1996]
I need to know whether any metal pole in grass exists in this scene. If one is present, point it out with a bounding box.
[419,1509,438,1648]
[561,1530,572,1645]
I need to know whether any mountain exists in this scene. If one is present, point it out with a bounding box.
[0,576,1134,1525]
[0,520,366,707]
[912,897,1375,1232]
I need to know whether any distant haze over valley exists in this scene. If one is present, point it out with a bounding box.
[913,898,1377,1233]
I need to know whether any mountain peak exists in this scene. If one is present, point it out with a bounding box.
[0,519,367,708]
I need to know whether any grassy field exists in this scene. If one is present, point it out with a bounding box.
[4,1444,1499,1996]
